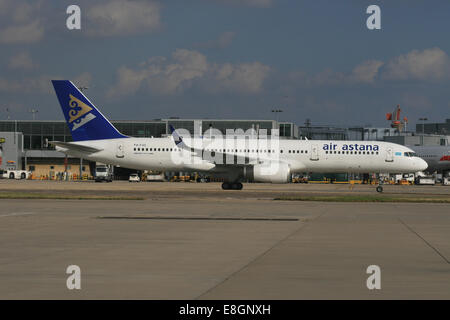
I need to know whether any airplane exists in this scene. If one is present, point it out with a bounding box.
[409,145,450,175]
[50,80,428,192]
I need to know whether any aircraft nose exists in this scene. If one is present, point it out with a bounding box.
[416,158,428,172]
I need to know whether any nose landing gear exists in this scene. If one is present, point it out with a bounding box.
[222,182,243,190]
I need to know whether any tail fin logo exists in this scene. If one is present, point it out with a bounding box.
[68,94,97,131]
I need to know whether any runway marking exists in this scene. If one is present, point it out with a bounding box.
[0,212,35,218]
[97,216,298,222]
[195,210,327,299]
[398,218,450,264]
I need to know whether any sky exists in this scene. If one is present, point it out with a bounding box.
[0,0,449,129]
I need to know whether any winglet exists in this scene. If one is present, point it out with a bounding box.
[169,125,185,148]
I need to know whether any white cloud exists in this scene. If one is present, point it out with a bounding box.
[0,19,44,44]
[8,52,37,70]
[0,72,93,94]
[207,62,270,94]
[86,0,161,37]
[350,60,384,84]
[382,47,450,81]
[311,60,384,86]
[290,47,450,89]
[0,1,44,44]
[108,49,271,97]
[73,72,93,89]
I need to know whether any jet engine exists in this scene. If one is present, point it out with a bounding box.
[244,162,290,183]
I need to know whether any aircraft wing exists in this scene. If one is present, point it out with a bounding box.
[169,125,258,165]
[49,141,103,154]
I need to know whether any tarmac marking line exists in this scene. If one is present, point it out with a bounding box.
[96,216,299,222]
[0,212,35,218]
[195,210,327,299]
[398,218,450,265]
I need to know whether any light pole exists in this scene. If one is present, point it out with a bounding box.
[4,107,10,120]
[271,109,283,122]
[29,108,39,120]
[272,109,283,136]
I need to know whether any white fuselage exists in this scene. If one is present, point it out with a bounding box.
[56,137,428,178]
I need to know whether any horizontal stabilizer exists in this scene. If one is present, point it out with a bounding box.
[49,141,103,154]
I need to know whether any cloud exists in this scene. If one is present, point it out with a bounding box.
[381,47,450,81]
[207,62,271,94]
[350,60,384,84]
[0,19,44,44]
[108,49,271,97]
[289,47,449,89]
[193,31,235,49]
[8,52,37,70]
[0,1,44,44]
[0,72,93,94]
[86,0,161,37]
[212,0,273,8]
[307,60,384,86]
[72,72,93,89]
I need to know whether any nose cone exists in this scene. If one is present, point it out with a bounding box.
[416,158,428,172]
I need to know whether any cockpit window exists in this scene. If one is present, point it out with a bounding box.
[404,152,417,157]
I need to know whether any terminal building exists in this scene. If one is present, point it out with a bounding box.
[416,119,450,135]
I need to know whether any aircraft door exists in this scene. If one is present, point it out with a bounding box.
[116,142,125,158]
[385,148,393,162]
[310,144,319,161]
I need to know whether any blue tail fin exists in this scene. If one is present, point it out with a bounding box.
[51,80,127,141]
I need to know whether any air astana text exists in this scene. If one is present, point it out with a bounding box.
[323,143,379,151]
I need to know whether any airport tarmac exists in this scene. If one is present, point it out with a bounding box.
[0,181,449,299]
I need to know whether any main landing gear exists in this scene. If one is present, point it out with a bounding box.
[222,182,243,190]
[376,180,384,193]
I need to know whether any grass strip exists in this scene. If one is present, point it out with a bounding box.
[0,192,144,200]
[274,195,450,203]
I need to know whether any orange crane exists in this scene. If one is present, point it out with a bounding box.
[386,105,408,131]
